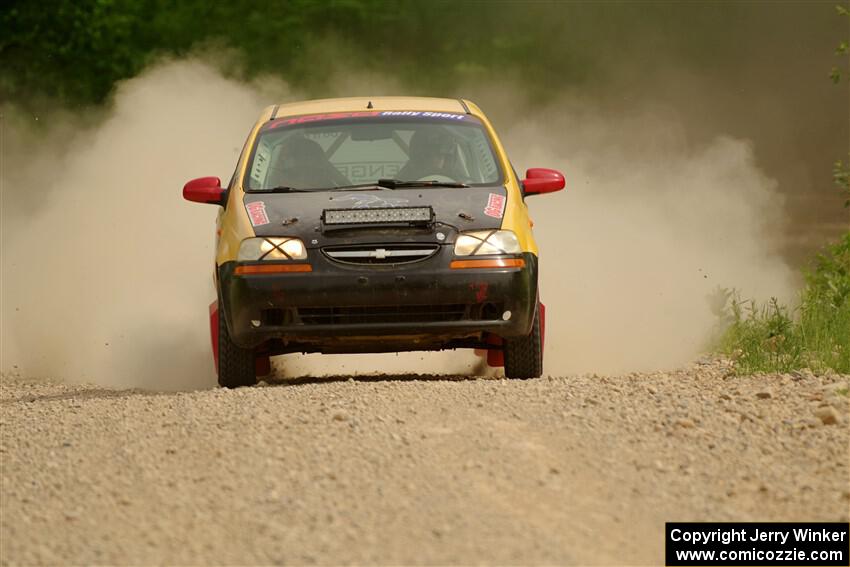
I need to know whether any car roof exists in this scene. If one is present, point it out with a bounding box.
[268,96,472,119]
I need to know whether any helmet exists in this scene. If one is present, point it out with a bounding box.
[408,126,456,162]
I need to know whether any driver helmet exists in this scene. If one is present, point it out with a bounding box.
[408,126,456,169]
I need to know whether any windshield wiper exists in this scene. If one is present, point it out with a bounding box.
[376,178,469,189]
[323,183,394,191]
[269,179,471,193]
[250,186,314,193]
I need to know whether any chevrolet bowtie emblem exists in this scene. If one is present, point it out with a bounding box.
[372,248,389,259]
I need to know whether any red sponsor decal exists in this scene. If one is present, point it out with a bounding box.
[246,201,270,226]
[268,111,382,129]
[484,193,506,218]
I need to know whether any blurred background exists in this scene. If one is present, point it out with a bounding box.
[3,0,848,262]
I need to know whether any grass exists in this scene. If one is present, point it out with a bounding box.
[717,232,850,374]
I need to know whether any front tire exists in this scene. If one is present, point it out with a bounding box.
[217,308,257,389]
[504,302,543,379]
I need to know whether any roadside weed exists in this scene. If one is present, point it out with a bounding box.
[717,233,850,374]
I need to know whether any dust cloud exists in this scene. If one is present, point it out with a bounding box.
[0,58,795,388]
[1,59,272,390]
[501,100,795,373]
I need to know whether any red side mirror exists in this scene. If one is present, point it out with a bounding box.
[183,176,225,205]
[522,168,565,195]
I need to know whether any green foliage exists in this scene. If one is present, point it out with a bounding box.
[831,4,850,83]
[829,7,849,208]
[0,0,782,108]
[719,233,850,374]
[0,0,396,105]
[806,232,850,305]
[715,3,847,375]
[835,156,850,207]
[2,0,570,106]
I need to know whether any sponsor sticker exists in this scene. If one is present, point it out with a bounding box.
[246,201,270,227]
[268,111,381,128]
[484,193,506,218]
[379,111,467,121]
[266,110,470,129]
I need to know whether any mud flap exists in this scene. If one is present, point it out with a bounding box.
[209,301,220,374]
[484,334,505,367]
[255,352,271,377]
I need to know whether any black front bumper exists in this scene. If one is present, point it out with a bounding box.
[218,248,538,352]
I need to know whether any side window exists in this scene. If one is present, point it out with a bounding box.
[470,132,498,181]
[249,138,273,188]
[228,128,256,192]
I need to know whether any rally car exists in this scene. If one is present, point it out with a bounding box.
[183,96,564,387]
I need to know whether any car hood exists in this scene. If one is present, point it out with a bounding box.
[242,186,509,248]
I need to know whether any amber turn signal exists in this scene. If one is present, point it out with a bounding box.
[234,264,313,275]
[449,258,525,269]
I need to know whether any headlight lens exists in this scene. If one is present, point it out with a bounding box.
[454,230,522,256]
[238,237,307,261]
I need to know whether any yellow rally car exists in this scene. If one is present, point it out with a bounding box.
[183,97,564,387]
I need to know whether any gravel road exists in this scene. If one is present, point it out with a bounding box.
[1,359,848,565]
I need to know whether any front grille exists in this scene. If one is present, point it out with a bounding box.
[297,304,467,325]
[322,244,439,265]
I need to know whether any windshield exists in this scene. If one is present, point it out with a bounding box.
[244,112,503,191]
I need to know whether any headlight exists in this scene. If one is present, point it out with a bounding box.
[238,237,307,261]
[453,230,522,256]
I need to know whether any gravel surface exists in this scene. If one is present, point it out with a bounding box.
[1,359,848,565]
